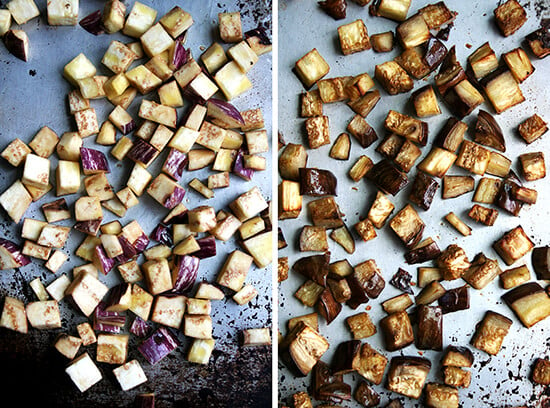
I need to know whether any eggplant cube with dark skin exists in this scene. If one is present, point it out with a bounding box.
[386,356,431,399]
[409,172,439,211]
[280,321,329,376]
[468,42,498,81]
[518,114,547,144]
[532,359,550,385]
[389,204,424,248]
[471,311,512,355]
[347,115,377,148]
[375,61,413,95]
[494,0,526,37]
[493,226,534,266]
[380,311,414,351]
[425,383,459,408]
[394,48,430,80]
[354,381,380,407]
[295,48,330,89]
[392,139,422,173]
[502,282,550,328]
[338,19,371,55]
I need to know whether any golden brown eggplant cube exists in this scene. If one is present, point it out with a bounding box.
[424,383,459,408]
[471,311,512,355]
[300,90,323,117]
[338,19,371,55]
[519,152,546,181]
[518,114,547,144]
[380,310,414,351]
[494,0,526,37]
[493,226,534,266]
[411,85,441,117]
[455,140,491,175]
[353,343,388,385]
[389,204,424,248]
[354,218,377,242]
[346,312,377,339]
[375,61,413,95]
[532,358,550,385]
[443,366,471,388]
[299,226,328,252]
[305,116,330,149]
[295,48,330,89]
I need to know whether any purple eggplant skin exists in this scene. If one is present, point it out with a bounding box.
[93,301,126,327]
[496,172,523,216]
[94,245,115,275]
[424,37,448,71]
[233,149,254,181]
[405,241,441,264]
[172,255,200,293]
[389,268,414,294]
[293,253,330,287]
[127,138,158,167]
[436,23,453,41]
[318,0,347,20]
[163,185,186,209]
[80,147,110,173]
[438,285,470,314]
[162,148,188,181]
[138,327,179,365]
[79,10,104,35]
[171,41,189,70]
[207,98,245,129]
[118,235,138,259]
[409,172,439,211]
[4,30,29,62]
[312,360,351,402]
[151,224,173,247]
[193,236,216,259]
[331,340,361,375]
[317,287,342,325]
[299,168,338,197]
[130,316,152,338]
[367,160,409,196]
[105,282,131,310]
[416,305,443,350]
[532,246,550,280]
[74,219,102,236]
[346,273,370,309]
[134,393,155,408]
[0,238,31,269]
[355,380,381,408]
[245,27,272,45]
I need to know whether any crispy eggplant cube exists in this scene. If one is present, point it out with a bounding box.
[353,343,387,385]
[305,116,330,149]
[295,48,330,89]
[425,383,459,408]
[437,244,470,281]
[518,114,547,144]
[502,282,550,328]
[279,143,308,181]
[504,47,534,83]
[412,85,440,117]
[280,321,329,376]
[368,191,394,228]
[443,366,471,388]
[389,204,424,248]
[375,61,413,95]
[417,147,456,178]
[308,197,343,228]
[386,356,431,399]
[338,19,371,55]
[380,311,414,351]
[494,0,526,37]
[471,311,512,355]
[409,172,439,211]
[349,155,374,182]
[455,140,490,175]
[301,90,323,118]
[519,152,546,181]
[494,226,534,266]
[396,14,430,49]
[346,312,376,339]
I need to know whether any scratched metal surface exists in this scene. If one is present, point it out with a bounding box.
[278,1,550,407]
[0,1,272,407]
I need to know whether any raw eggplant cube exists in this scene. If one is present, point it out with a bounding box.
[227,41,258,73]
[29,126,59,158]
[65,353,102,392]
[197,121,226,152]
[113,359,147,391]
[23,240,52,260]
[139,100,177,128]
[217,250,253,291]
[0,296,27,333]
[218,12,242,43]
[185,105,207,131]
[189,72,219,101]
[233,284,258,305]
[45,250,68,274]
[104,74,130,99]
[0,10,10,36]
[68,90,90,114]
[174,58,201,88]
[188,339,215,364]
[64,53,97,86]
[214,61,253,100]
[129,284,153,320]
[126,65,162,94]
[151,295,186,328]
[102,0,126,34]
[74,196,102,222]
[201,43,228,74]
[243,231,272,268]
[145,54,173,81]
[77,322,97,345]
[1,138,31,167]
[26,300,61,329]
[0,180,32,223]
[54,334,82,359]
[37,224,70,248]
[84,173,114,201]
[143,258,173,295]
[22,218,46,241]
[294,48,330,89]
[65,272,109,316]
[141,23,174,57]
[30,277,49,301]
[57,132,82,161]
[147,173,185,209]
[158,81,183,107]
[7,0,39,25]
[123,2,157,38]
[47,0,78,26]
[22,154,50,189]
[160,6,193,38]
[169,126,199,153]
[77,76,107,100]
[75,108,99,138]
[127,163,152,196]
[230,186,268,221]
[97,333,129,364]
[184,314,213,339]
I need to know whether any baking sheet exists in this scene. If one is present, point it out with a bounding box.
[278,1,550,407]
[0,1,272,407]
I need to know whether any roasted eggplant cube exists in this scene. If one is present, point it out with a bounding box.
[504,47,534,83]
[354,218,377,242]
[293,253,330,288]
[367,160,409,195]
[396,14,430,49]
[382,293,413,314]
[494,0,526,37]
[443,366,471,388]
[370,0,411,22]
[329,133,351,160]
[417,147,456,179]
[455,140,490,175]
[412,85,441,117]
[301,90,323,118]
[346,312,376,339]
[482,70,525,114]
[380,311,414,351]
[368,191,394,228]
[299,226,328,252]
[374,61,413,95]
[330,225,355,254]
[279,143,308,181]
[409,172,439,211]
[442,176,474,199]
[349,155,374,182]
[468,42,498,80]
[292,392,313,408]
[389,204,424,248]
[354,381,380,407]
[500,264,530,289]
[438,285,469,314]
[384,110,427,146]
[518,114,547,144]
[371,31,394,52]
[306,116,330,149]
[442,345,474,367]
[493,226,534,266]
[280,321,329,376]
[299,168,337,197]
[295,48,330,89]
[347,115,377,148]
[532,359,550,385]
[502,282,550,328]
[416,306,442,350]
[473,177,501,204]
[424,383,459,408]
[338,19,371,55]
[218,12,242,42]
[347,90,380,118]
[471,311,512,355]
[443,80,484,118]
[434,118,467,153]
[308,197,343,228]
[519,152,546,181]
[279,180,302,220]
[394,48,430,80]
[532,246,550,280]
[318,77,348,103]
[386,356,431,399]
[419,2,456,29]
[437,244,470,281]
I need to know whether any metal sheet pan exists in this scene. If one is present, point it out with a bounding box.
[278,1,550,407]
[0,1,272,407]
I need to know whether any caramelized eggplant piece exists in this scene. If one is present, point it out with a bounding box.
[382,293,413,314]
[425,383,459,408]
[423,37,448,71]
[480,68,525,114]
[405,238,441,264]
[394,140,422,173]
[493,225,533,266]
[345,312,376,339]
[306,116,330,149]
[329,260,353,279]
[434,117,467,152]
[468,204,498,226]
[331,340,361,375]
[371,31,395,52]
[330,226,355,254]
[500,264,530,289]
[532,246,550,280]
[415,281,446,305]
[416,305,443,350]
[418,2,456,30]
[279,180,302,220]
[456,140,491,176]
[376,134,404,160]
[374,60,414,95]
[442,345,474,367]
[511,185,538,204]
[384,110,428,146]
[443,366,471,388]
[318,288,342,325]
[408,172,439,211]
[292,392,313,408]
[368,191,395,228]
[354,218,377,243]
[526,19,550,59]
[295,280,325,307]
[319,0,347,20]
[352,343,387,385]
[467,42,498,81]
[396,14,430,49]
[280,322,330,376]
[354,381,380,407]
[496,172,523,216]
[312,360,351,403]
[494,0,526,37]
[299,226,328,252]
[346,273,370,309]
[386,399,405,408]
[438,285,469,314]
[444,212,472,236]
[394,48,430,80]
[354,260,385,299]
[486,151,511,178]
[369,0,411,22]
[411,85,441,117]
[279,143,308,181]
[347,115,378,148]
[278,257,289,282]
[474,177,501,204]
[380,310,414,351]
[327,278,351,303]
[329,133,351,160]
[471,311,512,355]
[518,114,547,144]
[436,24,452,41]
[293,253,330,287]
[443,79,484,118]
[434,46,466,95]
[278,227,288,249]
[519,152,546,181]
[347,90,380,117]
[308,197,344,229]
[299,168,337,197]
[417,147,456,178]
[532,358,550,385]
[349,155,374,182]
[389,268,413,294]
[386,356,431,399]
[367,160,409,196]
[502,282,550,328]
[442,175,474,199]
[389,204,424,248]
[475,110,505,152]
[437,244,470,281]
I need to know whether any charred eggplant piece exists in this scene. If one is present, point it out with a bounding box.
[367,160,409,196]
[389,204,424,248]
[347,115,378,148]
[318,288,342,325]
[442,175,474,199]
[526,20,550,59]
[405,238,441,264]
[293,253,330,287]
[443,366,471,388]
[384,110,428,146]
[474,110,505,152]
[319,0,347,20]
[331,340,361,375]
[280,322,330,376]
[502,282,550,328]
[380,310,414,351]
[408,172,439,211]
[308,197,344,229]
[299,168,337,197]
[376,134,403,160]
[354,259,385,299]
[437,244,470,281]
[443,79,484,119]
[423,37,448,72]
[493,225,534,266]
[386,356,431,399]
[354,381,380,407]
[532,358,550,385]
[438,285,469,314]
[532,246,550,280]
[416,305,443,350]
[425,383,459,408]
[389,268,413,294]
[496,172,523,216]
[434,117,467,152]
[442,345,474,367]
[345,312,376,339]
[468,204,498,227]
[345,273,370,309]
[471,311,512,355]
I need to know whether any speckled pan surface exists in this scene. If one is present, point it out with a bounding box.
[0,1,272,407]
[278,1,550,407]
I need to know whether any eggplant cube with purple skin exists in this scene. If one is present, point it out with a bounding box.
[386,356,431,399]
[65,353,102,392]
[151,295,186,329]
[502,282,550,328]
[26,300,61,329]
[143,258,173,295]
[0,180,32,223]
[66,272,109,317]
[147,173,185,209]
[217,250,253,292]
[123,2,157,38]
[97,333,129,364]
[113,359,147,391]
[0,296,28,334]
[214,61,253,100]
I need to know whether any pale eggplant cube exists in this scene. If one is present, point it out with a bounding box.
[104,74,130,99]
[109,105,135,135]
[45,250,68,274]
[0,180,32,223]
[241,108,265,132]
[173,235,200,255]
[218,12,242,43]
[74,196,102,222]
[184,314,213,339]
[21,218,46,241]
[113,360,147,391]
[57,132,82,161]
[7,0,39,25]
[99,234,122,259]
[188,205,217,233]
[208,172,230,189]
[109,87,138,109]
[295,48,330,89]
[37,224,70,248]
[55,334,82,359]
[245,130,269,154]
[25,183,52,202]
[189,72,219,102]
[233,284,258,305]
[102,0,126,34]
[73,264,99,280]
[116,187,139,209]
[186,298,211,315]
[0,296,27,334]
[197,121,226,152]
[130,284,153,320]
[195,283,225,300]
[47,0,78,26]
[68,90,90,114]
[77,76,107,100]
[217,250,254,291]
[45,274,71,301]
[143,258,173,295]
[187,339,215,364]
[127,163,152,196]
[29,278,49,301]
[102,197,127,218]
[201,43,228,74]
[29,126,59,158]
[75,235,101,262]
[150,125,174,151]
[147,173,185,209]
[144,54,174,82]
[160,6,193,38]
[75,108,99,138]
[212,148,236,172]
[214,61,253,101]
[85,173,115,201]
[151,295,186,328]
[172,224,195,244]
[126,65,162,94]
[100,221,122,235]
[63,53,97,87]
[242,328,272,346]
[65,353,102,392]
[173,58,201,89]
[42,197,71,224]
[211,214,242,242]
[230,186,268,221]
[169,126,199,153]
[243,231,273,268]
[56,160,81,196]
[139,100,177,128]
[227,41,258,73]
[65,272,109,317]
[22,154,50,189]
[158,81,183,108]
[22,240,52,260]
[96,333,129,364]
[77,322,97,345]
[121,220,147,245]
[123,2,157,38]
[1,138,31,167]
[141,23,174,57]
[26,300,61,329]
[0,10,11,36]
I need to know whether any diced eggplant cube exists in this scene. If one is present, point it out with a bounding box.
[65,353,102,392]
[227,41,258,73]
[280,322,329,376]
[126,65,162,94]
[0,296,27,333]
[444,212,471,236]
[384,110,427,146]
[456,140,490,175]
[3,29,28,61]
[396,14,430,49]
[299,226,328,252]
[442,345,474,367]
[37,224,70,248]
[218,12,242,43]
[471,311,512,355]
[375,60,413,95]
[483,70,525,114]
[22,154,50,189]
[147,173,185,209]
[345,312,376,339]
[443,366,471,388]
[371,31,394,52]
[417,147,456,179]
[425,383,459,408]
[216,250,253,292]
[101,0,125,33]
[532,359,550,385]
[1,138,31,167]
[23,240,52,260]
[83,173,113,203]
[295,48,330,89]
[380,311,414,351]
[139,100,177,128]
[160,6,192,38]
[74,196,102,222]
[230,186,268,222]
[76,322,97,346]
[338,19,370,55]
[416,305,443,350]
[0,10,10,36]
[519,114,547,144]
[233,284,258,305]
[184,314,213,339]
[30,277,49,301]
[66,272,109,316]
[519,152,546,181]
[494,0,526,37]
[141,23,174,57]
[494,226,534,266]
[214,61,252,100]
[412,85,440,117]
[187,338,215,365]
[29,126,59,158]
[45,250,68,275]
[151,295,186,329]
[370,0,411,21]
[57,132,82,161]
[123,2,157,38]
[389,204,424,248]
[142,258,172,295]
[347,115,377,148]
[386,356,431,399]
[500,264,530,289]
[0,180,32,223]
[55,334,82,360]
[74,108,99,138]
[129,284,153,321]
[113,359,147,391]
[26,300,61,329]
[243,231,273,268]
[96,333,129,364]
[64,53,96,86]
[279,143,308,181]
[127,163,152,196]
[468,42,498,80]
[502,282,550,328]
[301,90,323,118]
[7,0,39,25]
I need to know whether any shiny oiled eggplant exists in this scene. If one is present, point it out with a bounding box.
[493,225,534,266]
[327,278,352,303]
[416,305,443,350]
[532,358,550,385]
[496,171,523,216]
[352,343,388,385]
[437,244,470,281]
[345,273,370,309]
[434,117,468,152]
[526,19,550,59]
[443,366,472,388]
[423,36,448,71]
[386,356,432,399]
[442,175,475,199]
[367,160,410,196]
[354,259,385,299]
[435,46,466,96]
[438,285,469,314]
[299,168,338,197]
[389,204,425,248]
[347,115,378,148]
[278,227,288,249]
[384,110,428,146]
[405,239,441,264]
[308,197,344,229]
[424,383,459,408]
[532,246,550,280]
[354,381,380,407]
[442,345,474,367]
[380,310,414,351]
[502,282,550,328]
[382,293,413,314]
[415,281,446,305]
[463,253,501,290]
[318,287,342,325]
[376,134,404,160]
[389,268,413,294]
[474,110,505,152]
[312,360,351,403]
[318,0,347,20]
[408,172,439,211]
[293,253,330,287]
[331,340,361,375]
